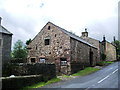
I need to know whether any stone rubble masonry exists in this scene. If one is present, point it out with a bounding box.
[81,30,117,61]
[81,36,101,62]
[103,41,116,61]
[27,22,98,75]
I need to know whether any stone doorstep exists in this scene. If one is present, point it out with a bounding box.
[1,75,42,79]
[94,66,103,69]
[57,75,79,81]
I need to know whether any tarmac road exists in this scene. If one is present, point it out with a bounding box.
[42,61,119,89]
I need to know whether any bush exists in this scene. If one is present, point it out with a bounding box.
[101,53,106,61]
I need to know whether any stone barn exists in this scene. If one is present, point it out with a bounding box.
[81,29,116,61]
[81,29,101,62]
[27,22,98,75]
[101,36,116,61]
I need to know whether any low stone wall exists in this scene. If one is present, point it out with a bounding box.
[3,63,56,80]
[71,62,90,74]
[2,75,43,89]
[2,63,56,89]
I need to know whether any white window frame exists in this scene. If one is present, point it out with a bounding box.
[39,58,46,63]
[61,61,67,65]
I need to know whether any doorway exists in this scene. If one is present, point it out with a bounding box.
[89,50,93,66]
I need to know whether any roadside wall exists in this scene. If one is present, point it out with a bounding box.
[2,63,56,79]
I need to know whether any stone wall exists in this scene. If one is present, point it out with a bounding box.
[81,36,100,62]
[105,42,116,61]
[2,33,12,65]
[28,22,70,64]
[2,75,43,89]
[27,22,71,75]
[70,38,98,74]
[2,63,56,79]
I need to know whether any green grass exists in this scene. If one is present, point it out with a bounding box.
[22,67,101,89]
[97,61,113,66]
[72,67,100,76]
[102,61,113,64]
[22,78,61,89]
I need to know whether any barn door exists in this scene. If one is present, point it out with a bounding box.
[60,58,68,75]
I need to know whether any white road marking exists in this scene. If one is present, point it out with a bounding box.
[97,75,110,83]
[97,69,118,84]
[112,69,118,74]
[85,68,118,90]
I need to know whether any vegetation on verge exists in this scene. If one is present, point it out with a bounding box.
[72,67,100,76]
[96,61,113,66]
[114,40,120,60]
[22,78,61,89]
[22,67,101,89]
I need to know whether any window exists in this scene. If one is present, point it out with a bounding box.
[48,26,51,30]
[55,34,56,37]
[45,39,50,45]
[60,58,67,65]
[36,44,37,50]
[40,58,46,63]
[31,58,35,63]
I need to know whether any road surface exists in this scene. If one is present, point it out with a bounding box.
[42,62,119,89]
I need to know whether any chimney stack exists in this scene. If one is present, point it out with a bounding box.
[0,17,2,25]
[82,28,88,37]
[103,35,106,41]
[113,36,116,42]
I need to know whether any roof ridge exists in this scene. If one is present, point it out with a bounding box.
[49,22,97,49]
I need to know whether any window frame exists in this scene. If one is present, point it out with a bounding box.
[60,58,67,66]
[39,58,46,63]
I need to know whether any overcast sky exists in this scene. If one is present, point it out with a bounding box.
[0,0,119,48]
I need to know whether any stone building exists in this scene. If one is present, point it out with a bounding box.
[101,36,116,61]
[81,29,116,61]
[81,29,101,62]
[0,17,13,65]
[27,22,98,75]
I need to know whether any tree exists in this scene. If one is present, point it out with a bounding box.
[26,39,32,45]
[114,40,120,60]
[12,40,28,60]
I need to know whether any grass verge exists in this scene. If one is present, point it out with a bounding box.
[96,61,113,66]
[72,67,100,76]
[22,67,101,89]
[22,78,61,89]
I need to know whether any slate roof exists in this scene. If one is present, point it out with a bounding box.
[49,22,97,49]
[0,25,13,35]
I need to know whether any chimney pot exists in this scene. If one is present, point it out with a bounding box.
[85,28,87,32]
[103,35,106,41]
